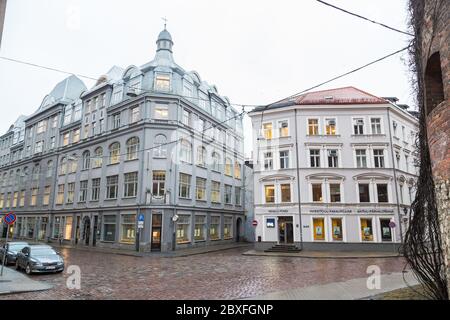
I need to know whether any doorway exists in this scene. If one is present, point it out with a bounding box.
[236,217,242,242]
[83,216,91,245]
[278,216,294,244]
[380,219,393,242]
[92,216,98,247]
[75,216,80,244]
[151,213,162,251]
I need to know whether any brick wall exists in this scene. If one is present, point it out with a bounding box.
[420,0,450,297]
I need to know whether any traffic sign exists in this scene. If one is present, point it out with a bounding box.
[4,212,16,225]
[138,221,144,229]
[389,220,396,228]
[138,213,145,222]
[252,220,258,227]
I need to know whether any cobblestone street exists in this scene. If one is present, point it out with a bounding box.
[0,246,410,300]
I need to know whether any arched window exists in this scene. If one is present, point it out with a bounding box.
[70,154,78,173]
[225,157,232,176]
[109,142,120,164]
[16,169,21,183]
[211,152,221,171]
[93,147,103,168]
[32,164,40,180]
[59,157,67,175]
[153,134,167,158]
[126,137,139,160]
[82,151,91,170]
[180,139,192,163]
[196,146,206,167]
[47,160,53,178]
[234,162,241,179]
[425,52,444,115]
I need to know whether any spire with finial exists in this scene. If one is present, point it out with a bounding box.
[156,18,173,53]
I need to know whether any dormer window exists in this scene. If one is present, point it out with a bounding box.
[155,74,171,92]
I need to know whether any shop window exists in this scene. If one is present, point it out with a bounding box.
[64,217,73,240]
[380,219,393,242]
[360,218,373,241]
[120,214,136,243]
[224,216,233,239]
[210,216,221,240]
[331,218,343,241]
[103,215,116,242]
[313,218,325,241]
[176,215,191,243]
[194,216,206,241]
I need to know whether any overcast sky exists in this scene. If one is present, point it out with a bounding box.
[0,0,414,158]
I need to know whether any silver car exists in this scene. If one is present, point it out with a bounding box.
[0,242,29,265]
[16,245,64,275]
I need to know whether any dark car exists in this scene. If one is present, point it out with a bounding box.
[0,242,29,265]
[16,245,64,275]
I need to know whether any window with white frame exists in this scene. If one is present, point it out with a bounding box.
[152,170,165,197]
[179,173,191,198]
[124,172,138,198]
[358,183,370,202]
[234,162,241,179]
[211,152,220,171]
[310,149,320,168]
[102,215,116,242]
[355,149,367,168]
[235,186,242,205]
[279,120,289,137]
[155,74,171,92]
[120,214,136,243]
[376,183,389,203]
[281,184,291,202]
[211,181,221,203]
[196,177,206,201]
[130,106,140,123]
[312,183,322,202]
[280,151,289,169]
[371,118,382,134]
[66,183,75,203]
[373,149,385,168]
[308,119,319,135]
[263,123,273,139]
[91,178,100,201]
[79,180,88,202]
[154,104,169,120]
[106,175,119,199]
[224,216,233,239]
[210,216,221,240]
[82,151,90,170]
[153,134,167,158]
[36,120,47,134]
[126,137,139,161]
[176,215,190,243]
[325,118,337,135]
[180,140,192,163]
[112,113,120,129]
[264,185,275,203]
[182,109,190,126]
[264,152,273,170]
[194,215,206,241]
[353,118,364,135]
[196,146,206,167]
[330,183,341,202]
[225,157,232,176]
[109,142,120,164]
[224,184,232,204]
[327,149,338,168]
[93,147,103,168]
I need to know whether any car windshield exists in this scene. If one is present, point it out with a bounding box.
[8,244,27,251]
[30,248,57,256]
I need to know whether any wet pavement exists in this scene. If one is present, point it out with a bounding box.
[0,246,409,300]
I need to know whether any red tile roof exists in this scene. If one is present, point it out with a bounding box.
[294,86,387,105]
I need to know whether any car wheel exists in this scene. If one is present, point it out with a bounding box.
[15,260,21,270]
[25,264,32,275]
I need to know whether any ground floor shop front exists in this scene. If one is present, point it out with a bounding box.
[0,208,245,253]
[253,205,408,251]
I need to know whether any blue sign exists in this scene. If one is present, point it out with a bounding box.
[138,214,145,222]
[4,212,16,225]
[266,218,275,228]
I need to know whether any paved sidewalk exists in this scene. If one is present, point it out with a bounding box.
[243,249,401,259]
[244,271,418,300]
[0,268,53,295]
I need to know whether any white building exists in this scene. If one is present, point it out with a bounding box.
[248,87,418,251]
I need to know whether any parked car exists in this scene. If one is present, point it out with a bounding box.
[0,242,29,265]
[16,245,64,275]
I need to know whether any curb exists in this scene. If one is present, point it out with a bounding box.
[242,251,402,259]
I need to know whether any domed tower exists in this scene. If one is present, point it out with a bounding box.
[156,28,173,53]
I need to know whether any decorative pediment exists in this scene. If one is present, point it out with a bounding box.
[259,174,295,182]
[305,173,345,180]
[353,172,392,180]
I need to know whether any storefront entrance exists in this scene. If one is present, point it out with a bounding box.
[151,213,162,251]
[278,216,294,244]
[380,219,393,242]
[83,216,91,245]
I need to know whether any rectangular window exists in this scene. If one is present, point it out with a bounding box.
[359,184,370,202]
[152,171,165,197]
[360,218,374,241]
[194,215,206,241]
[52,116,58,128]
[211,181,221,203]
[64,217,73,240]
[265,185,275,203]
[73,128,80,143]
[30,188,38,206]
[91,178,100,201]
[182,109,190,126]
[325,118,336,135]
[356,149,367,168]
[196,177,206,201]
[371,118,382,134]
[263,123,272,139]
[176,215,190,243]
[19,190,25,207]
[179,173,191,198]
[43,186,51,205]
[113,113,120,129]
[57,184,64,204]
[124,172,138,197]
[373,149,385,168]
[155,74,171,91]
[224,216,233,239]
[36,120,47,134]
[279,120,289,137]
[264,152,273,170]
[377,184,389,203]
[279,151,289,169]
[310,149,320,167]
[103,215,116,242]
[225,185,232,204]
[353,118,364,135]
[380,219,393,242]
[210,216,221,240]
[235,186,241,205]
[130,106,140,123]
[331,218,343,241]
[154,105,169,120]
[281,184,291,202]
[327,149,338,168]
[67,183,75,203]
[330,184,341,203]
[13,191,18,207]
[312,184,322,202]
[34,141,43,153]
[63,132,70,146]
[79,180,88,202]
[106,175,119,199]
[308,119,319,135]
[120,214,136,243]
[313,218,325,240]
[49,136,56,150]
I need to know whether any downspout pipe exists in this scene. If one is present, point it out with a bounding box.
[294,108,304,250]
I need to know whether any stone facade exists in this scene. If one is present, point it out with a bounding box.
[417,0,450,295]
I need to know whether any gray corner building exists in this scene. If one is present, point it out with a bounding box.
[0,28,246,252]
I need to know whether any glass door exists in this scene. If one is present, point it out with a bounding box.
[151,213,162,251]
